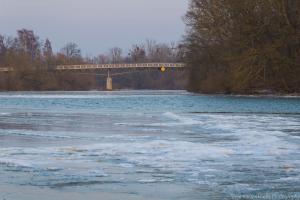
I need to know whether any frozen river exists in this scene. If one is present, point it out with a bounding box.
[0,91,300,200]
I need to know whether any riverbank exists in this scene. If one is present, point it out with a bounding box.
[0,89,299,98]
[189,89,300,98]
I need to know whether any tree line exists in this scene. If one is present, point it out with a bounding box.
[184,0,300,94]
[0,29,186,91]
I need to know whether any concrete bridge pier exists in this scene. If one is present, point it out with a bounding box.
[106,69,113,90]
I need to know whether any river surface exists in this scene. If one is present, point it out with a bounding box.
[0,91,300,200]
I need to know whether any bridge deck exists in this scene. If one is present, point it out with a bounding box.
[0,63,186,72]
[0,67,14,72]
[56,63,185,70]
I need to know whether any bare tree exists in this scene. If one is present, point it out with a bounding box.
[0,35,4,53]
[153,44,172,62]
[43,39,53,59]
[146,39,157,62]
[129,44,146,63]
[97,54,110,64]
[145,39,173,62]
[109,47,122,63]
[60,42,81,59]
[0,35,5,64]
[17,29,40,60]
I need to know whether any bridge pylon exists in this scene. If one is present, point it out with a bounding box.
[106,69,113,90]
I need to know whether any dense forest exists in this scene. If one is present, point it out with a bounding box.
[184,0,300,94]
[0,29,186,91]
[2,1,299,93]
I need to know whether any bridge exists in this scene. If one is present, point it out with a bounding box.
[0,63,186,90]
[0,67,13,72]
[56,63,185,70]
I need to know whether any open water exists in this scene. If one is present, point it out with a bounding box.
[0,91,300,200]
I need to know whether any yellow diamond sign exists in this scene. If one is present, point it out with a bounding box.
[160,66,166,72]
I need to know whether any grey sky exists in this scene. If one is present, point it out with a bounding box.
[0,0,188,56]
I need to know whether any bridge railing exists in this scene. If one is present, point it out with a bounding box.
[0,63,186,72]
[0,67,14,72]
[56,63,186,70]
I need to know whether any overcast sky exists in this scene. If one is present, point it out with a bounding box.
[0,0,188,56]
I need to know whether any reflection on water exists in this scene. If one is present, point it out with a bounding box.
[0,91,300,200]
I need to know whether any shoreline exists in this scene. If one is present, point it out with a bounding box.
[188,89,300,98]
[0,89,299,98]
